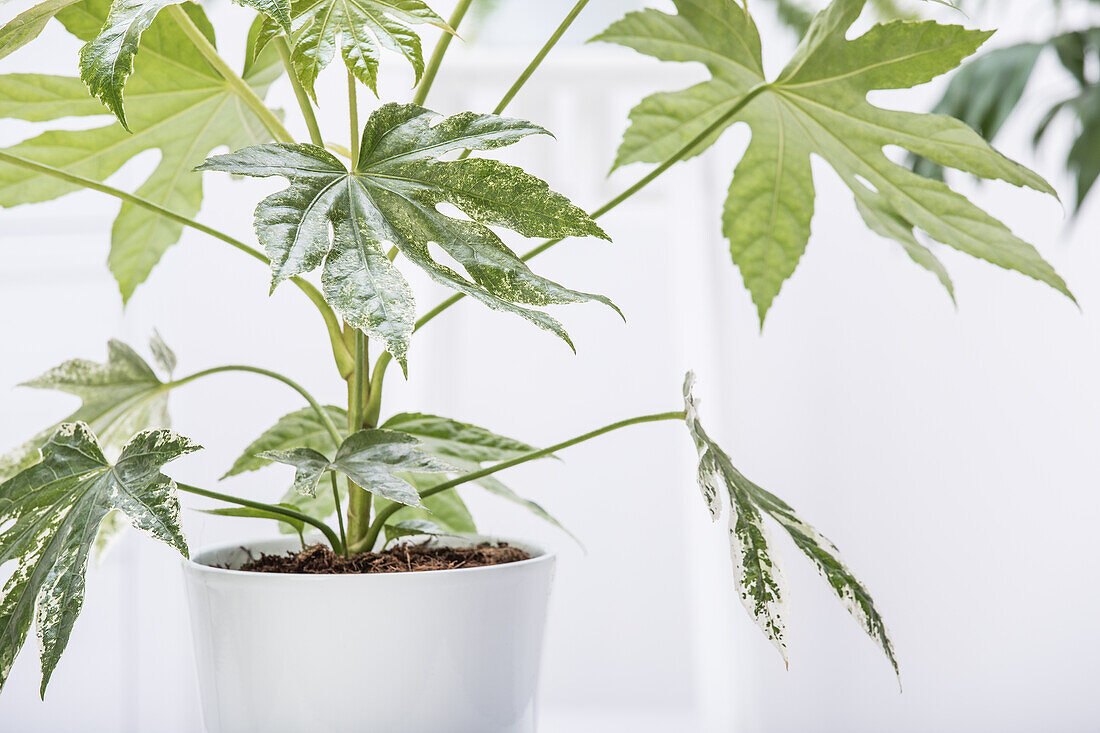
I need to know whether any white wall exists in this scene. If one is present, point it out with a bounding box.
[2,1,1099,731]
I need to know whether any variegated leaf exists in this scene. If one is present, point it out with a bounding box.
[0,424,198,695]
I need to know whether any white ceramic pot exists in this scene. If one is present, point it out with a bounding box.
[182,535,556,733]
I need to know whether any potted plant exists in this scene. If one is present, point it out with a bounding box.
[0,0,1071,730]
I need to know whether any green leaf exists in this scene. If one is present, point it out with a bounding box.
[0,423,198,695]
[0,340,170,482]
[197,103,613,372]
[382,518,456,543]
[595,0,1071,323]
[148,329,177,376]
[912,43,1042,181]
[223,405,347,478]
[269,0,450,99]
[381,412,539,463]
[381,413,576,542]
[0,0,81,60]
[78,0,290,129]
[0,0,282,301]
[261,428,451,507]
[682,372,897,677]
[201,504,306,537]
[377,475,477,534]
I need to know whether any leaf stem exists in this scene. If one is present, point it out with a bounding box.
[178,482,344,554]
[169,364,343,445]
[0,151,354,377]
[348,70,360,163]
[329,471,348,556]
[412,0,473,106]
[352,409,686,554]
[412,82,772,333]
[277,37,324,147]
[167,5,293,144]
[346,332,372,544]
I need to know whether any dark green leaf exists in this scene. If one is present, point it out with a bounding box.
[595,0,1069,322]
[377,475,477,534]
[383,518,456,543]
[197,103,613,372]
[224,405,347,478]
[381,412,539,463]
[0,424,198,695]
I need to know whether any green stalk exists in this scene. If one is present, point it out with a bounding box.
[167,5,293,144]
[170,364,342,445]
[412,0,473,106]
[348,70,360,163]
[456,0,590,162]
[277,37,324,147]
[0,151,354,377]
[345,332,372,544]
[178,482,344,554]
[352,410,686,553]
[329,472,349,556]
[413,82,772,334]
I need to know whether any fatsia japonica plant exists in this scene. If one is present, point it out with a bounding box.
[0,0,1072,698]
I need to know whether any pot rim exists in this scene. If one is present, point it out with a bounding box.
[182,534,555,580]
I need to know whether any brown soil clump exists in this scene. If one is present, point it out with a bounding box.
[236,541,530,575]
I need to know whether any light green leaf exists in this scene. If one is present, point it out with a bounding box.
[0,424,198,695]
[595,0,1071,322]
[201,504,307,538]
[381,412,539,463]
[223,405,347,478]
[266,0,450,99]
[78,0,290,128]
[148,329,177,376]
[0,340,170,482]
[682,372,897,676]
[0,0,81,60]
[383,518,456,543]
[197,103,613,372]
[0,0,282,301]
[261,428,451,507]
[377,474,477,534]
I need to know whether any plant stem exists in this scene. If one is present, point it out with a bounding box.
[330,472,349,556]
[0,151,355,377]
[455,0,590,162]
[412,0,473,106]
[178,482,343,553]
[167,5,293,144]
[346,331,372,543]
[277,37,324,147]
[170,364,343,445]
[413,82,772,334]
[352,410,686,553]
[348,70,360,163]
[363,351,389,428]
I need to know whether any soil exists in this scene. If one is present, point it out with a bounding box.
[236,541,530,575]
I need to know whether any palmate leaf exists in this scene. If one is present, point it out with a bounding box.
[0,423,198,695]
[594,0,1072,323]
[682,372,898,678]
[253,0,450,99]
[0,0,281,301]
[78,0,290,129]
[261,428,451,507]
[197,103,614,373]
[376,474,477,537]
[223,405,348,477]
[0,339,171,482]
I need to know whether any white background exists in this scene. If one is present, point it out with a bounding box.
[2,0,1099,731]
